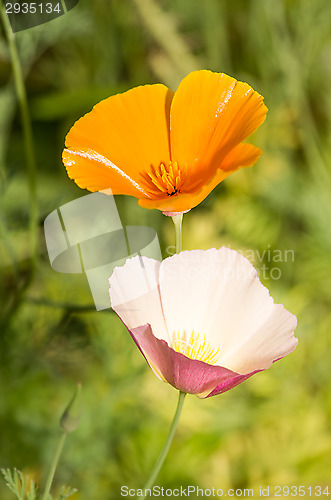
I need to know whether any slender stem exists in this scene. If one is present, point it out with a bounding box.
[41,432,67,500]
[60,0,68,13]
[0,4,38,266]
[141,391,186,498]
[172,212,183,254]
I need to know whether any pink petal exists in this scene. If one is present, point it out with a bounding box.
[129,323,260,398]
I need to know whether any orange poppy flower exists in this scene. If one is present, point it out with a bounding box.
[63,70,267,214]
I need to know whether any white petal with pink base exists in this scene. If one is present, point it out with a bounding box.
[109,248,298,398]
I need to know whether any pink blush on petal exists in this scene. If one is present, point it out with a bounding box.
[204,370,261,398]
[129,324,260,398]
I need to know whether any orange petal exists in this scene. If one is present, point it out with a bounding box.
[170,70,267,191]
[221,142,262,172]
[138,142,262,212]
[63,148,150,197]
[64,84,174,194]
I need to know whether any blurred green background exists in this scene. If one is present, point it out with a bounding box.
[1,0,331,498]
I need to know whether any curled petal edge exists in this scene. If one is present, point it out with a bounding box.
[128,323,262,398]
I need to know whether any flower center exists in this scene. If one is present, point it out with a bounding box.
[171,330,220,365]
[147,161,184,196]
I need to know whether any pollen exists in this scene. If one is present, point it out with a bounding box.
[147,161,184,196]
[171,330,221,365]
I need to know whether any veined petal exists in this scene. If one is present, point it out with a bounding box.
[170,70,267,191]
[129,324,257,397]
[64,84,174,195]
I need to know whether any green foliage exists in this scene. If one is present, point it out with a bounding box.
[1,468,77,500]
[1,469,37,500]
[1,0,331,499]
[58,485,78,500]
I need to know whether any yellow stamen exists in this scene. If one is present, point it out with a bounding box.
[171,330,220,365]
[147,161,185,196]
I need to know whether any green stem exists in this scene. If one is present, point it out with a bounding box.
[172,212,183,254]
[141,391,186,498]
[41,432,67,500]
[60,0,68,13]
[0,3,38,266]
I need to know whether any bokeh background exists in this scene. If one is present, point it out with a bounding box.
[1,0,331,498]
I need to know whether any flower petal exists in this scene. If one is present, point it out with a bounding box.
[220,142,262,172]
[109,255,169,343]
[170,70,267,191]
[221,305,298,374]
[129,323,258,397]
[63,84,174,195]
[138,143,262,212]
[158,248,297,374]
[63,148,150,197]
[109,249,297,395]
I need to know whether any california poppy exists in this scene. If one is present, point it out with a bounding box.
[109,248,297,398]
[63,71,267,214]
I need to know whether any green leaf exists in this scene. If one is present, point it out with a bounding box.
[1,468,26,500]
[26,479,38,500]
[1,468,38,500]
[58,485,78,500]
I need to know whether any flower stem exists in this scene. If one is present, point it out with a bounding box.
[172,213,183,254]
[0,4,38,266]
[141,391,186,498]
[60,0,68,13]
[41,432,67,500]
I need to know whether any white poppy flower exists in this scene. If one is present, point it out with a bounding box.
[109,248,298,398]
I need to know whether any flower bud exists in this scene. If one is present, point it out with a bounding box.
[60,382,82,433]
